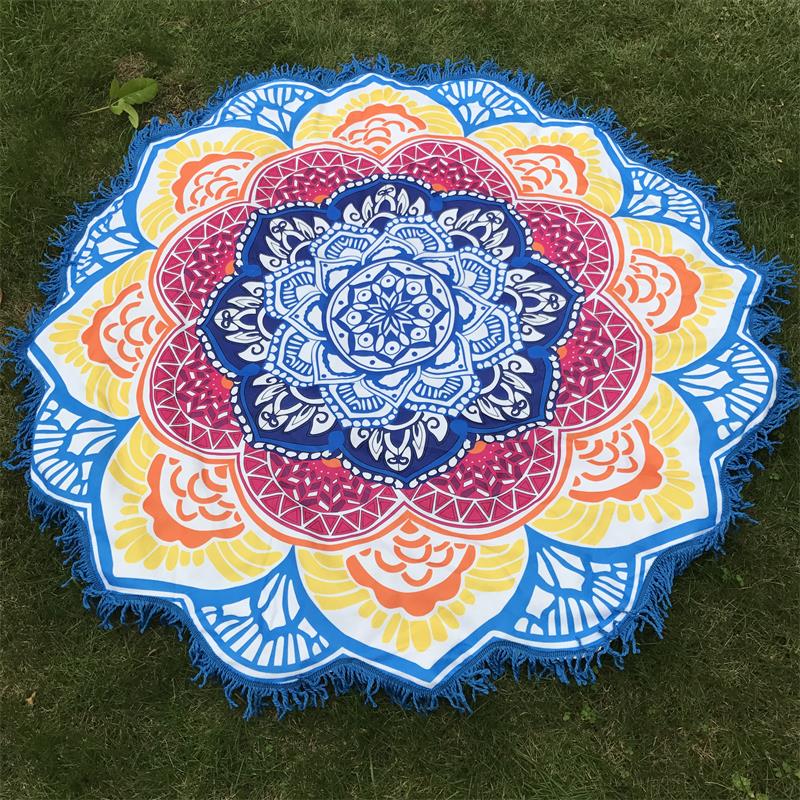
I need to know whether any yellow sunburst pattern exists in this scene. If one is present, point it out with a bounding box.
[470,123,623,213]
[43,251,162,417]
[534,381,704,546]
[103,423,286,587]
[137,128,285,243]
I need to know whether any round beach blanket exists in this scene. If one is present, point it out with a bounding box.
[12,59,795,716]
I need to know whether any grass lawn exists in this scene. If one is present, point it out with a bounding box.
[1,1,798,798]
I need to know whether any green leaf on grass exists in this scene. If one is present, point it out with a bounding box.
[93,76,158,127]
[110,100,140,128]
[110,77,158,106]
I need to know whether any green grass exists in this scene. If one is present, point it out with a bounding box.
[1,1,798,798]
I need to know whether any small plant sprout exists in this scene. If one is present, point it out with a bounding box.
[80,77,158,128]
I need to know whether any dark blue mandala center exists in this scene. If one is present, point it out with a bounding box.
[197,175,585,486]
[327,260,455,372]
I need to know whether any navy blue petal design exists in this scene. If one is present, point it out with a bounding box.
[327,175,433,231]
[463,353,555,436]
[197,273,270,375]
[502,255,584,349]
[340,410,468,485]
[235,372,340,455]
[438,193,529,263]
[239,206,331,273]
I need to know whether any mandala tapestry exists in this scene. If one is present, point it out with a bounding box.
[11,60,796,716]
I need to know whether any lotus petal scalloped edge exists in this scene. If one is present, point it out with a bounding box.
[7,57,798,717]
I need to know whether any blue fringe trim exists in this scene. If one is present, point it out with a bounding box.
[4,55,799,719]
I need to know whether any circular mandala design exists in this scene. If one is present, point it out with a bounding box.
[16,62,793,716]
[197,177,580,486]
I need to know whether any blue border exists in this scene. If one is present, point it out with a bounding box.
[4,55,799,718]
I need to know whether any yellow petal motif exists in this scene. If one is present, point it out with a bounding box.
[297,535,525,655]
[613,219,739,372]
[138,129,285,244]
[470,123,623,214]
[45,251,161,417]
[294,86,462,153]
[104,423,284,586]
[534,381,702,546]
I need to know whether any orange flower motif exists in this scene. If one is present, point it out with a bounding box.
[346,528,477,616]
[612,248,701,334]
[171,151,255,214]
[569,420,664,503]
[504,144,589,195]
[331,103,426,153]
[142,454,245,548]
[81,283,166,379]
